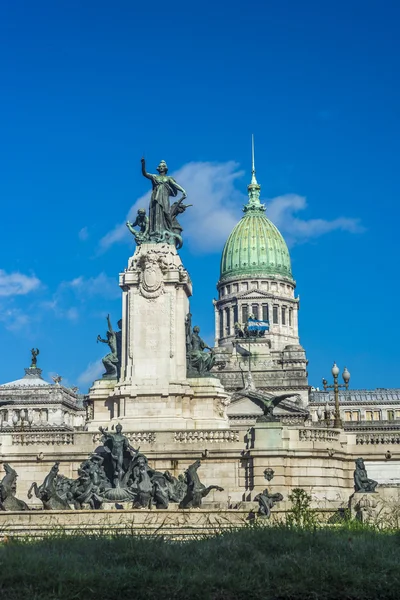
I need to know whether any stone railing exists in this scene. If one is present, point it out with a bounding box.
[280,415,308,426]
[299,429,339,442]
[174,430,240,443]
[356,432,400,445]
[12,432,75,446]
[91,432,156,445]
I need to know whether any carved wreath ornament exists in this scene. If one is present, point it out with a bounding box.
[138,250,169,300]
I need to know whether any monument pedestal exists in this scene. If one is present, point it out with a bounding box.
[87,377,230,431]
[88,243,230,431]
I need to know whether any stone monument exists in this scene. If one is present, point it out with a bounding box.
[88,156,230,430]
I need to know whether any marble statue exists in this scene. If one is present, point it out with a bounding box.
[141,157,189,246]
[354,458,378,493]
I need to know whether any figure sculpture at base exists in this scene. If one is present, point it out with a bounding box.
[179,459,223,509]
[24,439,218,511]
[28,462,71,510]
[97,315,120,379]
[354,458,378,493]
[254,488,283,518]
[126,208,150,245]
[186,322,215,378]
[0,464,29,511]
[99,424,137,484]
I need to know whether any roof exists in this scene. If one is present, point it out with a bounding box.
[0,367,51,388]
[219,164,293,282]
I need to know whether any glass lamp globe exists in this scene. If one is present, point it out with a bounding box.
[331,362,340,377]
[342,367,350,383]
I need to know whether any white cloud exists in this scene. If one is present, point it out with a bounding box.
[99,161,243,254]
[267,194,365,246]
[42,273,120,321]
[77,359,103,386]
[0,270,41,297]
[0,306,30,331]
[68,273,120,299]
[78,227,89,241]
[99,161,364,254]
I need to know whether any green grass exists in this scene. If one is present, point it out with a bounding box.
[0,524,399,600]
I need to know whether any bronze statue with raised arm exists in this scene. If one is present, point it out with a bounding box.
[141,157,189,246]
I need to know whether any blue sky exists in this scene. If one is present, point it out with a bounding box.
[1,0,399,391]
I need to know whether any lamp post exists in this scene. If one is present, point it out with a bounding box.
[322,363,350,429]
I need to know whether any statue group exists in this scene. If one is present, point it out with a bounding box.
[185,313,215,377]
[13,425,223,511]
[126,158,191,249]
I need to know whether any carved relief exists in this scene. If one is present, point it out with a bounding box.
[137,250,169,300]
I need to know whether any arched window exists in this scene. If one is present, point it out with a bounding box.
[262,304,269,322]
[242,305,249,323]
[225,308,230,334]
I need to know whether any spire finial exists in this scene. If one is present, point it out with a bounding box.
[244,134,264,212]
[251,134,258,185]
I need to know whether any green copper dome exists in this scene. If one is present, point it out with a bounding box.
[220,145,293,282]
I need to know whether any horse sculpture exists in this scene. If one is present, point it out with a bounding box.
[28,462,70,510]
[0,463,29,511]
[179,459,224,509]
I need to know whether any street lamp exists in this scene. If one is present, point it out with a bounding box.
[322,362,351,429]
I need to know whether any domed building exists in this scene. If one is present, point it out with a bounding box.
[213,143,309,409]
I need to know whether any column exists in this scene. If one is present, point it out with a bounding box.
[214,303,220,345]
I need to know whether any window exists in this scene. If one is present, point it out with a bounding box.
[396,411,400,420]
[289,308,293,326]
[226,285,231,295]
[352,411,360,421]
[373,411,381,421]
[388,410,395,421]
[262,304,269,322]
[219,310,224,338]
[366,411,373,421]
[251,304,259,319]
[242,282,248,291]
[261,281,268,290]
[345,411,352,422]
[282,307,286,325]
[233,284,238,293]
[242,305,249,323]
[233,306,238,324]
[225,308,230,334]
[251,281,259,289]
[273,306,279,324]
